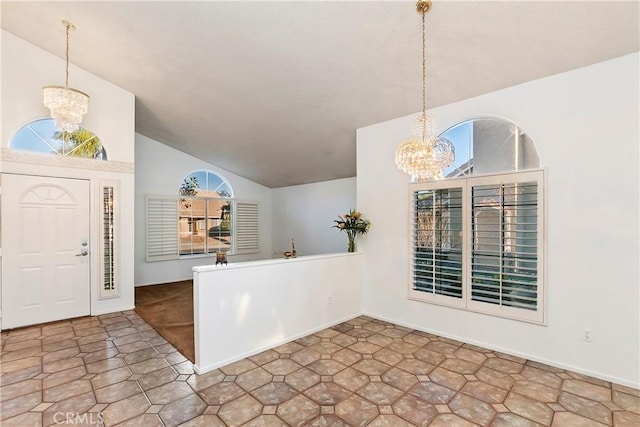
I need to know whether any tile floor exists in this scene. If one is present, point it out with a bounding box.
[1,312,639,427]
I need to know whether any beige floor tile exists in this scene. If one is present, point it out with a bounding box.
[0,346,43,364]
[612,389,640,414]
[251,382,298,405]
[43,379,93,403]
[219,358,258,376]
[276,394,319,425]
[351,359,391,376]
[392,393,438,425]
[613,410,640,426]
[307,359,346,376]
[101,393,151,426]
[2,313,639,427]
[0,378,42,401]
[409,381,456,405]
[493,412,544,426]
[90,366,132,389]
[42,391,96,426]
[380,366,418,391]
[128,357,170,375]
[461,380,508,403]
[158,393,206,427]
[217,394,262,427]
[145,381,194,405]
[505,392,555,426]
[0,390,42,421]
[114,413,164,427]
[552,411,608,426]
[304,382,351,405]
[414,348,447,365]
[198,381,246,405]
[356,381,403,405]
[449,393,496,426]
[562,379,612,402]
[262,358,302,376]
[513,379,560,403]
[94,380,142,404]
[1,411,43,427]
[558,391,613,424]
[428,366,467,391]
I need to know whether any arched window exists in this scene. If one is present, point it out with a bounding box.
[178,171,233,255]
[439,117,540,178]
[10,118,107,160]
[179,170,233,198]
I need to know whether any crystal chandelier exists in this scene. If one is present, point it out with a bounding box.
[395,0,454,182]
[43,20,90,132]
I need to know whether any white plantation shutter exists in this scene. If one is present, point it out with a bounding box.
[146,195,179,261]
[235,201,259,254]
[408,170,545,323]
[467,171,544,322]
[410,180,465,308]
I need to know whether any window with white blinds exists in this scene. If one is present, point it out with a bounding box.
[409,170,544,323]
[470,181,539,311]
[412,183,465,307]
[146,196,179,262]
[235,202,259,254]
[145,196,259,261]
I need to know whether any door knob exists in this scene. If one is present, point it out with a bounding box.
[76,250,89,256]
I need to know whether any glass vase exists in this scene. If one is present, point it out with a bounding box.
[347,234,356,253]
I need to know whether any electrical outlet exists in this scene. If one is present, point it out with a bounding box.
[327,296,332,306]
[583,328,593,342]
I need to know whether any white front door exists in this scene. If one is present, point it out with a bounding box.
[2,174,91,329]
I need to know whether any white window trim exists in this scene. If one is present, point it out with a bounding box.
[408,169,546,324]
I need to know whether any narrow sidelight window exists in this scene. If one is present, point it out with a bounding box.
[100,180,119,298]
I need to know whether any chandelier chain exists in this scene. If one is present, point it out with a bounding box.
[65,22,70,88]
[422,10,426,119]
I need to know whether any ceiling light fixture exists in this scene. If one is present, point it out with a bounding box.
[43,20,90,133]
[395,0,454,181]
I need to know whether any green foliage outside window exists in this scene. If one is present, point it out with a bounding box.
[54,128,103,158]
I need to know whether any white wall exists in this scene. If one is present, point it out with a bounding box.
[357,53,639,387]
[1,30,136,317]
[193,253,364,373]
[271,178,357,256]
[135,133,272,286]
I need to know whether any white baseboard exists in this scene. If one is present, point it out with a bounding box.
[194,312,364,375]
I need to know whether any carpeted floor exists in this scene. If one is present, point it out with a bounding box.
[134,280,195,362]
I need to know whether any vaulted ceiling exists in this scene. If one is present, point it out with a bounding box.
[2,1,638,187]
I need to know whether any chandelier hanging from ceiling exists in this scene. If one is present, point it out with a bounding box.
[395,0,454,182]
[43,20,90,133]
